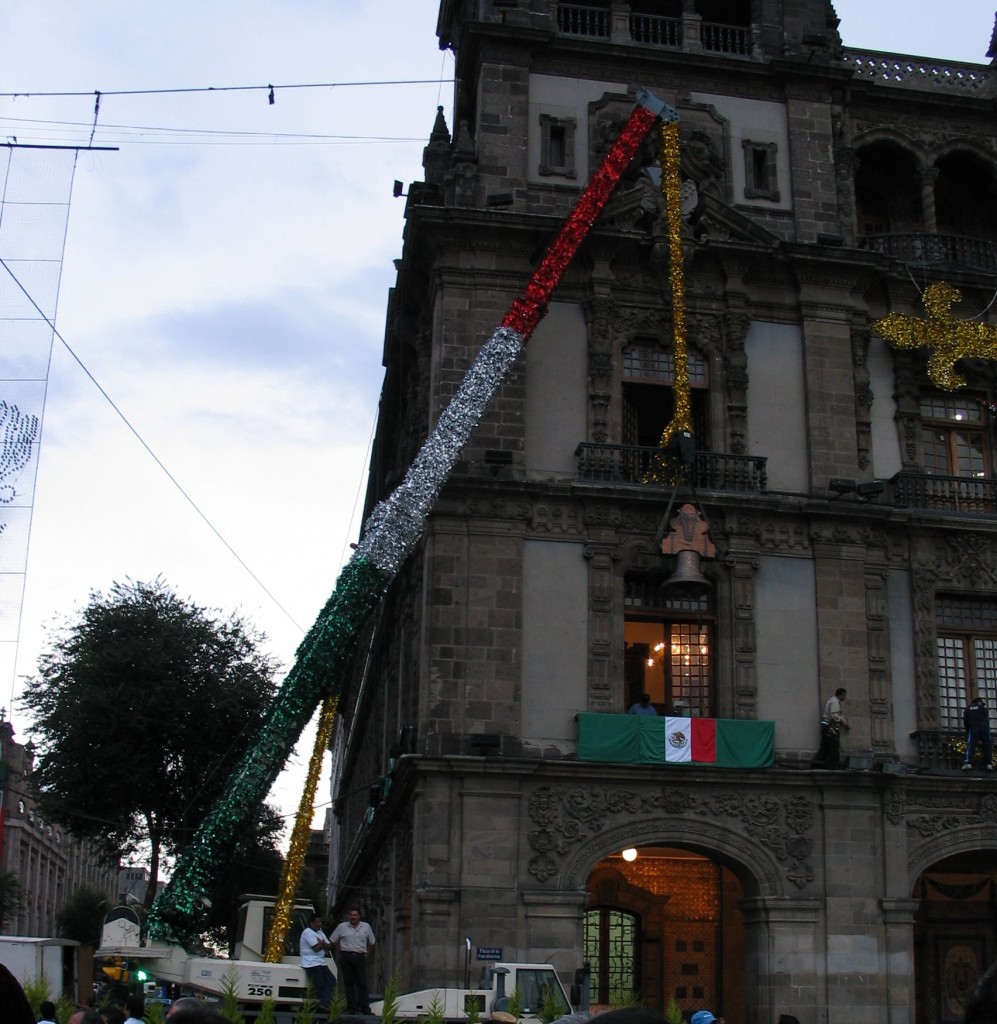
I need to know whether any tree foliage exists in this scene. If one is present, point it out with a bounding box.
[57,883,111,944]
[21,578,280,907]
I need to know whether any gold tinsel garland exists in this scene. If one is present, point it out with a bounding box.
[872,281,997,392]
[658,119,691,447]
[264,695,338,962]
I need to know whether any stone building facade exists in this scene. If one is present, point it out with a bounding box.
[0,714,117,936]
[329,4,997,1024]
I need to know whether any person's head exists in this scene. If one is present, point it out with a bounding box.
[691,1012,717,1024]
[587,1010,667,1024]
[80,1013,104,1024]
[164,1011,230,1024]
[40,1002,58,1020]
[308,912,323,928]
[640,693,651,705]
[0,960,34,1024]
[835,688,847,700]
[124,995,145,1019]
[101,1008,125,1024]
[347,905,362,925]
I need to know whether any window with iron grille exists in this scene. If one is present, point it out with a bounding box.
[624,575,714,716]
[936,594,997,730]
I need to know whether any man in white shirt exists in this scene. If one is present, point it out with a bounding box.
[331,906,376,1014]
[300,912,336,1009]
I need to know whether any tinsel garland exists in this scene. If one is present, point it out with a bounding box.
[656,119,690,450]
[264,695,337,963]
[872,281,997,391]
[147,91,669,946]
[146,558,385,944]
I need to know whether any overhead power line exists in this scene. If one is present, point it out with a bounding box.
[0,77,455,100]
[0,255,307,637]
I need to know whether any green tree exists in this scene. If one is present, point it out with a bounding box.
[56,883,111,944]
[21,578,279,908]
[0,869,22,929]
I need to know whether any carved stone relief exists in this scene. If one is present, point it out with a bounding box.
[526,783,815,890]
[851,326,873,470]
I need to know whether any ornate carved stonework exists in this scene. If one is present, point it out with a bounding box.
[531,504,584,535]
[865,570,892,750]
[851,326,873,470]
[884,785,997,834]
[526,783,815,889]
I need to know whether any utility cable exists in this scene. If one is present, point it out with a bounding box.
[0,255,306,635]
[1,77,455,100]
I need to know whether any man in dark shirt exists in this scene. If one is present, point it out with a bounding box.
[963,692,993,772]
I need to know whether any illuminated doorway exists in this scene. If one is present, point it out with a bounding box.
[587,847,745,1016]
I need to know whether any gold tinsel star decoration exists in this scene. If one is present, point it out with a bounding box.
[872,281,997,391]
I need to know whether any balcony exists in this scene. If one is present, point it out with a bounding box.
[891,471,997,516]
[843,49,994,97]
[576,443,767,492]
[557,3,752,57]
[861,233,997,274]
[912,730,971,771]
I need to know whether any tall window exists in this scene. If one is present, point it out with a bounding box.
[584,907,639,1005]
[622,340,709,449]
[624,576,714,716]
[936,594,997,730]
[920,395,988,478]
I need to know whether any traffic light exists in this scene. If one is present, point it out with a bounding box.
[135,967,149,983]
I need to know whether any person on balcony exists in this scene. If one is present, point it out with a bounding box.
[811,687,849,769]
[962,692,993,772]
[627,693,658,716]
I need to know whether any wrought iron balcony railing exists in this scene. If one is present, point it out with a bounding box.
[861,233,997,274]
[558,4,751,56]
[911,729,966,771]
[576,443,767,492]
[891,471,997,516]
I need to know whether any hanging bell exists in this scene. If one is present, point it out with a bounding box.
[663,549,711,598]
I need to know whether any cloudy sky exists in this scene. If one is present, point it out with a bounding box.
[1,1,994,841]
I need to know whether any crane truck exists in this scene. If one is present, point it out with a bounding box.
[97,896,586,1021]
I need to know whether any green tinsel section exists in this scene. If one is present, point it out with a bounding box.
[146,556,387,945]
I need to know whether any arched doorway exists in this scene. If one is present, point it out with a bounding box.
[586,846,746,1018]
[913,851,997,1024]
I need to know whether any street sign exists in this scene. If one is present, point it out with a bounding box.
[476,947,503,961]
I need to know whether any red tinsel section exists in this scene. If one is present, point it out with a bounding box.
[501,104,658,339]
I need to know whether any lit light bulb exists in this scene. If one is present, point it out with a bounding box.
[622,848,638,862]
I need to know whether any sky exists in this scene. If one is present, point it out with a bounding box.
[1,1,994,851]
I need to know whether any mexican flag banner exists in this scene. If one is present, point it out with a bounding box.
[577,713,774,768]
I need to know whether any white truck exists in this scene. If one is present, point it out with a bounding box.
[370,939,583,1022]
[0,934,80,999]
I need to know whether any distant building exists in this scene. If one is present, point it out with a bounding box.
[0,713,116,935]
[329,3,997,1024]
[117,865,163,908]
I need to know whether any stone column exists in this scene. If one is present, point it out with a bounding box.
[918,166,939,235]
[741,896,822,1024]
[584,529,620,712]
[880,897,919,1024]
